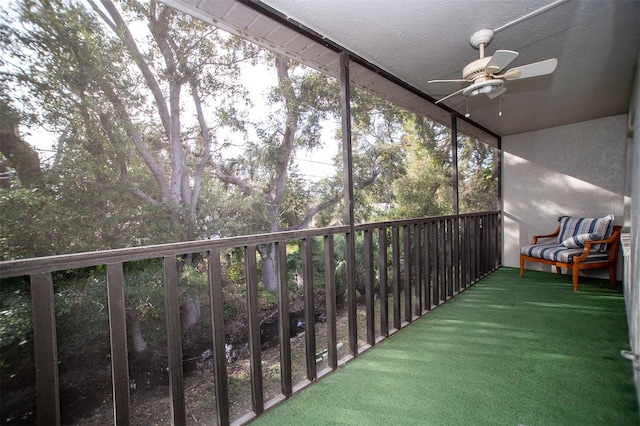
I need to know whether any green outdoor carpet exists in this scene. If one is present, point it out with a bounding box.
[251,267,638,426]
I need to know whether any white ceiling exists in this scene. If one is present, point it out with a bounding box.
[258,0,639,136]
[165,0,639,137]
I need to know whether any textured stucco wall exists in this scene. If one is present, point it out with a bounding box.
[502,114,628,271]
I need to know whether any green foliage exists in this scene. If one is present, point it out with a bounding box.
[0,188,54,259]
[0,278,33,389]
[123,260,167,346]
[457,135,498,213]
[258,284,277,309]
[333,232,381,299]
[0,278,32,348]
[390,131,453,218]
[284,238,325,291]
[179,264,209,298]
[54,269,111,366]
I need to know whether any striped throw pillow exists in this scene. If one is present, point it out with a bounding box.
[561,233,602,249]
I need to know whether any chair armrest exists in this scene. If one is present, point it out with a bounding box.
[572,230,620,262]
[532,225,561,244]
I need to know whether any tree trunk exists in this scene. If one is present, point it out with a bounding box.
[0,125,43,189]
[258,243,278,292]
[182,295,201,330]
[128,310,148,353]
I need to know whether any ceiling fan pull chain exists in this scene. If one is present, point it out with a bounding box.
[499,96,503,117]
[465,99,470,118]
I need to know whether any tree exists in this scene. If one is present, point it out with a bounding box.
[1,0,256,246]
[457,135,498,213]
[211,54,343,291]
[2,0,258,334]
[391,115,454,218]
[0,1,343,352]
[344,89,454,221]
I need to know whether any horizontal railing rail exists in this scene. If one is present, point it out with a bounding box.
[0,211,501,426]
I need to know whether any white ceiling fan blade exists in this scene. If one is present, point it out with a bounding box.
[434,87,466,104]
[502,58,558,80]
[428,79,471,84]
[486,86,507,99]
[485,50,519,73]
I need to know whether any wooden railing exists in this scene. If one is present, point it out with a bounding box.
[0,211,501,426]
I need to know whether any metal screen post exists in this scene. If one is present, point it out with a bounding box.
[340,51,358,356]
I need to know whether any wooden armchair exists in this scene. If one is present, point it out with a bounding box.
[519,215,621,291]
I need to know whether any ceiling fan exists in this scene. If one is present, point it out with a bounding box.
[428,28,558,107]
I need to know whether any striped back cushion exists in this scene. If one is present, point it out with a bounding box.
[556,214,614,252]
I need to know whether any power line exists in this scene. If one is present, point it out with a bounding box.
[295,157,334,167]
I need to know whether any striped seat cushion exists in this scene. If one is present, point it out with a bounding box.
[556,214,614,252]
[520,243,609,263]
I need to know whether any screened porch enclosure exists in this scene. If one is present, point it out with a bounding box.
[2,0,637,425]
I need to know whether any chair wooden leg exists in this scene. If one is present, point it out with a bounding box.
[572,267,579,292]
[609,265,617,287]
[519,256,525,277]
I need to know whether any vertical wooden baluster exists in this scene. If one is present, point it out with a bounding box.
[453,218,458,294]
[414,223,422,317]
[324,234,338,370]
[31,272,60,426]
[423,222,432,312]
[163,256,185,426]
[245,246,264,415]
[403,225,412,323]
[302,238,316,380]
[392,226,401,330]
[446,219,453,299]
[208,250,230,425]
[439,220,446,303]
[276,241,292,396]
[378,228,389,337]
[106,263,130,426]
[364,229,375,345]
[432,221,439,307]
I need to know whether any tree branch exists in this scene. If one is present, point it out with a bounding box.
[208,160,253,196]
[99,81,170,201]
[189,78,212,218]
[270,54,297,210]
[95,0,173,140]
[287,192,342,231]
[287,165,380,231]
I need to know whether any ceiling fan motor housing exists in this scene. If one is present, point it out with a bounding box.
[463,57,493,81]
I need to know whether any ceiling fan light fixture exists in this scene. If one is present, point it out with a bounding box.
[462,80,503,98]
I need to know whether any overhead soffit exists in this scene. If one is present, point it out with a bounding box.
[159,0,499,146]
